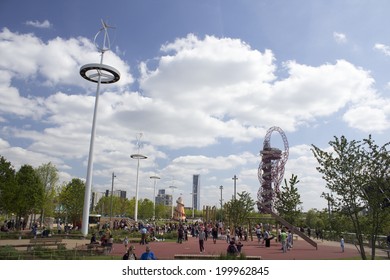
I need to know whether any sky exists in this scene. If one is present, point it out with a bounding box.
[1,0,390,213]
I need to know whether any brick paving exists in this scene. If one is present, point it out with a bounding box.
[109,236,371,260]
[1,235,387,260]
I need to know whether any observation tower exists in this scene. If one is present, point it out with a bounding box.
[257,126,289,213]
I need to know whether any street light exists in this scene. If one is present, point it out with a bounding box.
[169,185,177,219]
[232,175,238,200]
[131,153,147,222]
[80,21,120,237]
[150,175,160,220]
[109,172,116,224]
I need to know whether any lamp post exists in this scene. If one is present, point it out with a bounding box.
[80,21,120,237]
[219,185,223,209]
[169,185,177,219]
[232,175,238,200]
[109,172,116,225]
[150,175,160,220]
[131,154,147,222]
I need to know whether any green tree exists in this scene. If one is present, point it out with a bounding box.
[155,203,171,219]
[274,174,302,225]
[14,165,44,229]
[305,209,320,229]
[0,156,16,215]
[35,162,59,225]
[224,191,255,229]
[59,178,85,227]
[138,198,153,220]
[312,135,390,260]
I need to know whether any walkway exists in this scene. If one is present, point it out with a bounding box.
[108,236,387,260]
[1,236,387,260]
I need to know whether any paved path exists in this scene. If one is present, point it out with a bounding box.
[106,236,388,260]
[1,236,387,260]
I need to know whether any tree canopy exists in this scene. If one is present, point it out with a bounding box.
[312,135,390,260]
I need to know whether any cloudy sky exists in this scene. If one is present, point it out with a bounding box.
[1,0,390,212]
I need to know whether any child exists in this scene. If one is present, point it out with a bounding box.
[340,236,345,252]
[123,236,129,251]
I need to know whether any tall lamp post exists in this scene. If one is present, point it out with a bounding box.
[219,185,223,207]
[169,185,177,219]
[130,133,147,223]
[80,21,120,236]
[150,175,160,220]
[232,175,238,200]
[131,154,147,222]
[219,185,224,222]
[109,172,116,225]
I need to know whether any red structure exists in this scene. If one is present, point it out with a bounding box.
[257,126,289,213]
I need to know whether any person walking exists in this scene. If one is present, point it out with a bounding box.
[287,230,293,250]
[340,236,345,252]
[198,227,206,253]
[280,229,287,253]
[225,227,231,243]
[123,236,129,251]
[256,226,262,244]
[212,226,218,244]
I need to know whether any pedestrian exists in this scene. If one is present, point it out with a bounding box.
[280,229,287,253]
[177,226,184,244]
[340,236,345,252]
[140,245,157,260]
[198,227,206,253]
[127,245,137,260]
[212,226,218,244]
[106,234,114,253]
[236,241,243,253]
[123,236,129,251]
[140,227,148,245]
[264,229,271,248]
[256,226,262,244]
[287,230,293,250]
[226,240,239,256]
[225,227,231,243]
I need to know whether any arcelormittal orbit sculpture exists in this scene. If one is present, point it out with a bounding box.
[257,126,289,213]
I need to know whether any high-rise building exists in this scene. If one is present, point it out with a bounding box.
[193,174,200,210]
[156,189,172,206]
[105,189,127,199]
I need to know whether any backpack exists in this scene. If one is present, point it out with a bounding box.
[228,245,237,254]
[122,252,129,260]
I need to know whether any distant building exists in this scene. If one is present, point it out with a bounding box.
[156,189,172,206]
[91,191,105,209]
[193,174,200,210]
[105,189,127,199]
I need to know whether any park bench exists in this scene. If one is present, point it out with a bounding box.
[174,254,261,260]
[0,238,65,250]
[27,238,65,250]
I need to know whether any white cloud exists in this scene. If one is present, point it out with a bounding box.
[25,20,52,29]
[1,30,390,211]
[374,43,390,56]
[333,32,347,44]
[0,28,133,91]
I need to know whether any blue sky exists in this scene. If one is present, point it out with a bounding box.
[1,0,390,212]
